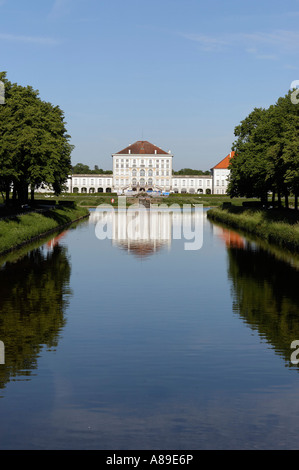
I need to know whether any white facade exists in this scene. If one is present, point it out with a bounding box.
[172,175,212,194]
[112,142,173,192]
[35,141,232,195]
[211,151,234,195]
[62,173,213,195]
[71,175,113,194]
[212,168,230,194]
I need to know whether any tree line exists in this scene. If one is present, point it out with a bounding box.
[72,163,112,174]
[228,89,299,208]
[173,168,210,175]
[72,164,210,176]
[0,72,73,205]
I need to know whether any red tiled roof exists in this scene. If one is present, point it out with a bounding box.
[115,141,170,155]
[213,151,235,169]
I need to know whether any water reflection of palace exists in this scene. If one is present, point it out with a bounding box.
[46,231,68,250]
[112,208,172,258]
[90,207,202,258]
[212,224,246,249]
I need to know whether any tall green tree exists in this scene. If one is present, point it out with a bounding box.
[173,168,210,175]
[71,163,112,175]
[72,162,91,174]
[277,92,299,209]
[228,91,299,207]
[0,72,74,204]
[228,107,270,203]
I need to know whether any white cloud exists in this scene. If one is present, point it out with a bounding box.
[0,33,59,46]
[182,33,229,52]
[181,29,299,57]
[283,64,299,72]
[49,0,72,19]
[241,30,299,52]
[256,54,278,61]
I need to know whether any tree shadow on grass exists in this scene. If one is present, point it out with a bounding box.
[42,207,75,226]
[1,216,22,224]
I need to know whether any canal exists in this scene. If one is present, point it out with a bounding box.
[1,206,299,450]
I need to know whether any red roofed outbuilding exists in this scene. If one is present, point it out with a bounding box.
[211,151,234,194]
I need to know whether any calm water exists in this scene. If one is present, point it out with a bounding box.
[1,207,299,450]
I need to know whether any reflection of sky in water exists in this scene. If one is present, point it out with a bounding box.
[1,209,299,449]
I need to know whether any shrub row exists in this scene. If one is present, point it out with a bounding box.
[207,207,299,252]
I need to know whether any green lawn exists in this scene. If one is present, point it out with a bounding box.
[20,192,261,208]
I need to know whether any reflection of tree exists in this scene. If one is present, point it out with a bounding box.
[0,244,71,390]
[228,244,299,366]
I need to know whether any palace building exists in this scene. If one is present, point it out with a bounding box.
[39,140,233,195]
[112,140,173,193]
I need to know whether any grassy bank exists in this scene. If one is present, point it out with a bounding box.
[21,193,262,208]
[207,206,299,252]
[0,204,89,256]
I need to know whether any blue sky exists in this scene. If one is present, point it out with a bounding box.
[1,0,299,170]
